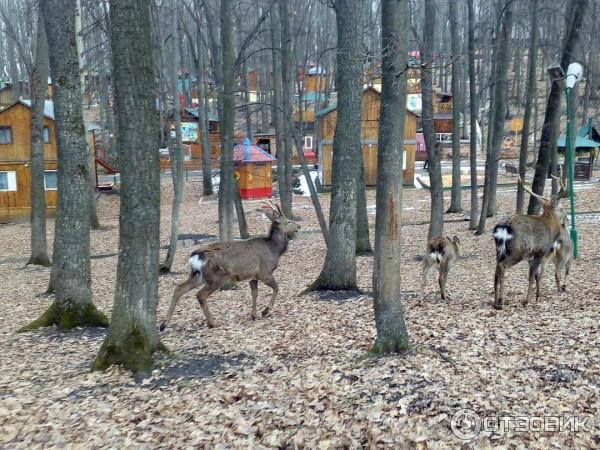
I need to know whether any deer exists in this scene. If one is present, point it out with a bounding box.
[492,172,566,309]
[421,236,461,301]
[541,217,573,293]
[159,202,300,331]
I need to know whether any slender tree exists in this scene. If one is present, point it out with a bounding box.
[278,0,293,217]
[372,0,410,353]
[196,23,213,196]
[467,0,478,230]
[516,0,538,214]
[447,0,462,213]
[27,12,51,266]
[20,0,107,331]
[421,0,443,239]
[94,0,162,377]
[307,0,362,291]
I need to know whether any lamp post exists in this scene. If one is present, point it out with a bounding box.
[564,62,583,258]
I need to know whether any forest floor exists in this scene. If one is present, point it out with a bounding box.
[0,171,599,449]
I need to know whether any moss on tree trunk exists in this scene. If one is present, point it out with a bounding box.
[93,327,153,377]
[18,300,108,332]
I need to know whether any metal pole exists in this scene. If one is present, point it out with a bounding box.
[565,87,578,258]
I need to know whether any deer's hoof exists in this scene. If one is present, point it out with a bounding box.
[261,307,270,317]
[493,303,503,310]
[159,322,166,332]
[561,285,566,293]
[251,314,258,321]
[206,322,218,329]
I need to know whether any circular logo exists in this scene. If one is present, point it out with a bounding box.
[451,408,481,440]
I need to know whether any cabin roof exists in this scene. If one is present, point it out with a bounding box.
[233,138,276,162]
[557,135,600,150]
[300,92,326,102]
[316,87,418,119]
[0,99,55,120]
[576,124,600,142]
[183,107,219,122]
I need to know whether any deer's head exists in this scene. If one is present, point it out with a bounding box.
[261,202,300,237]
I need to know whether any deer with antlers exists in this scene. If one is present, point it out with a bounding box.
[159,202,300,330]
[492,171,567,309]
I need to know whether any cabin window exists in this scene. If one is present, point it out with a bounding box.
[0,126,12,144]
[209,121,218,133]
[43,127,50,144]
[303,136,313,150]
[0,171,17,191]
[44,170,57,190]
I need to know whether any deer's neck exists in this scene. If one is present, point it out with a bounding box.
[268,224,289,256]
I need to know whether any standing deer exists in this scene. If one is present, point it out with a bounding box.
[159,202,300,330]
[421,236,461,300]
[492,173,566,309]
[541,218,573,293]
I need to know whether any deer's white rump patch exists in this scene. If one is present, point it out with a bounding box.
[429,251,443,264]
[189,254,205,279]
[494,226,512,259]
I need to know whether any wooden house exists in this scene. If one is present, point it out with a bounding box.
[0,99,96,221]
[317,87,418,186]
[0,80,53,107]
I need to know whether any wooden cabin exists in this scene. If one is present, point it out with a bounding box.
[0,100,97,221]
[317,87,418,186]
[0,80,53,107]
[234,138,276,199]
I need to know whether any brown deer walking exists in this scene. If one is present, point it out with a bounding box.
[541,218,573,293]
[492,173,566,309]
[421,236,461,300]
[159,203,300,330]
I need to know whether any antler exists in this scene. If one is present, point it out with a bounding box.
[518,175,550,202]
[550,166,567,199]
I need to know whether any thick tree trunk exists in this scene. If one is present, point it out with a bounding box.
[28,13,51,267]
[527,0,588,214]
[218,0,235,241]
[21,0,107,332]
[278,0,293,217]
[467,0,479,230]
[307,0,362,291]
[421,0,443,239]
[516,1,538,214]
[93,0,161,377]
[161,7,185,273]
[477,2,512,233]
[447,0,462,213]
[372,0,410,354]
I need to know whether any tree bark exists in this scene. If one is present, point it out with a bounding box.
[94,0,161,378]
[467,0,479,230]
[307,0,362,291]
[20,0,107,332]
[516,0,538,214]
[161,5,185,273]
[196,27,213,196]
[421,0,443,240]
[27,12,51,267]
[218,0,235,241]
[372,0,410,354]
[355,159,373,255]
[270,6,286,206]
[527,0,588,214]
[447,0,462,213]
[278,0,293,217]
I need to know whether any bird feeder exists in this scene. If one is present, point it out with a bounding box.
[233,138,276,199]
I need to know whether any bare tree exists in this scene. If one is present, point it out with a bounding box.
[94,0,162,377]
[466,0,478,230]
[372,0,410,354]
[20,0,107,332]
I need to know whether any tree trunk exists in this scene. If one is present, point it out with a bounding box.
[477,1,512,233]
[447,0,462,213]
[307,0,362,291]
[161,6,185,273]
[94,0,161,378]
[28,13,51,267]
[218,0,235,241]
[467,0,479,230]
[270,6,286,206]
[20,0,107,332]
[422,0,443,239]
[372,0,410,354]
[355,159,373,255]
[196,29,213,196]
[278,0,293,217]
[516,0,538,214]
[528,0,588,214]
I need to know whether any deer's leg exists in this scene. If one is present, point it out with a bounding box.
[554,257,562,292]
[494,263,505,310]
[159,274,203,331]
[421,259,434,298]
[439,260,450,301]
[523,258,541,306]
[261,275,278,317]
[249,279,258,320]
[562,258,571,293]
[196,279,226,328]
